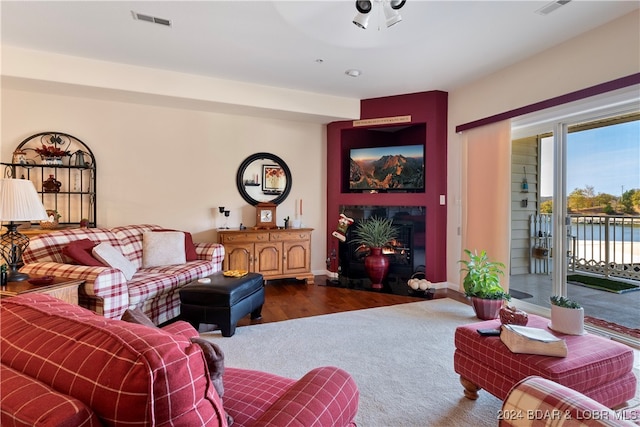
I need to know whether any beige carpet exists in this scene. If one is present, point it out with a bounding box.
[202,298,505,427]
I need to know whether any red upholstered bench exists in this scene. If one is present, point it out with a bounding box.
[454,314,636,408]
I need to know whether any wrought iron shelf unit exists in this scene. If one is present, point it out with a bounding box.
[1,132,97,228]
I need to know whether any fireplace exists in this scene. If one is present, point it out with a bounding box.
[336,205,425,294]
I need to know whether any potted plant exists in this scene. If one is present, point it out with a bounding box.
[352,217,398,289]
[549,295,584,335]
[35,144,71,165]
[459,249,510,320]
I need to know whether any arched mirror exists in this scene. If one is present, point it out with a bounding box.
[236,152,292,206]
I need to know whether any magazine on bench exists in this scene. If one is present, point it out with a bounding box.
[500,324,568,357]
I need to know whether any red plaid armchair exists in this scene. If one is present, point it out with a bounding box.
[1,294,359,427]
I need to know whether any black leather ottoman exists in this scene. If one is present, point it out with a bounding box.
[179,272,264,337]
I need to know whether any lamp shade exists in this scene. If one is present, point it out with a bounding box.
[0,179,48,221]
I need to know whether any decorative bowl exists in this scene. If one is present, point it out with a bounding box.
[28,275,55,286]
[499,305,529,326]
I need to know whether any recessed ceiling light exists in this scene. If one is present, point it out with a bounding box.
[345,69,361,77]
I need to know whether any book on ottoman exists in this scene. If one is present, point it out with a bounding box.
[500,324,568,357]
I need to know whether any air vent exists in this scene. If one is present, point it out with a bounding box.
[535,0,571,16]
[131,11,172,27]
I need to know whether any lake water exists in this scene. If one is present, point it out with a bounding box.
[572,223,640,242]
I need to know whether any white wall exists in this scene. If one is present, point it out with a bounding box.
[0,88,329,273]
[446,11,640,289]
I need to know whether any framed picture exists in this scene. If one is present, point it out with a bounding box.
[262,164,285,194]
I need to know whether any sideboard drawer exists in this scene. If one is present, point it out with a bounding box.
[220,232,268,243]
[270,231,311,242]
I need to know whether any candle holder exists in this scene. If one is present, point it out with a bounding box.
[223,210,230,229]
[217,206,229,229]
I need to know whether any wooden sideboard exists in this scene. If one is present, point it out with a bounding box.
[218,228,314,284]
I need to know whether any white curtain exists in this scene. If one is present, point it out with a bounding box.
[461,120,512,290]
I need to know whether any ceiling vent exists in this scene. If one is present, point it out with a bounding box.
[131,11,172,27]
[535,0,571,16]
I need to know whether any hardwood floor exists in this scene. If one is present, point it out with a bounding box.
[235,275,468,328]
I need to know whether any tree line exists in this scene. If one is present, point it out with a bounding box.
[540,186,640,215]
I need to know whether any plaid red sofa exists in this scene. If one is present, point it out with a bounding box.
[1,294,360,427]
[500,376,640,426]
[21,224,225,324]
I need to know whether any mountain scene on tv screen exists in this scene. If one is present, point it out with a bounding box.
[350,149,424,190]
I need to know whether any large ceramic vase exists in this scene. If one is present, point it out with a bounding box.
[471,297,504,320]
[364,247,390,290]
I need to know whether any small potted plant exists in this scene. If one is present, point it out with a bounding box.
[459,249,510,320]
[549,295,584,335]
[352,217,398,289]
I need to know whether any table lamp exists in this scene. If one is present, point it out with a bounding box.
[0,178,48,281]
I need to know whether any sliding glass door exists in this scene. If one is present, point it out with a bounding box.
[512,109,639,332]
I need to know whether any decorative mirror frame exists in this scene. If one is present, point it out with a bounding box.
[236,152,292,206]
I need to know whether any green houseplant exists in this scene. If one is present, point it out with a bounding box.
[550,295,584,335]
[459,249,510,320]
[352,217,398,289]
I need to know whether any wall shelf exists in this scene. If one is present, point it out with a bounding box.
[1,132,97,228]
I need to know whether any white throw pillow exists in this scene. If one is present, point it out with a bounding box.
[142,231,186,268]
[92,242,137,280]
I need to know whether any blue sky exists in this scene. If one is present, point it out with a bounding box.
[540,120,640,197]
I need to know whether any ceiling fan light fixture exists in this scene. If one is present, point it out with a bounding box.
[353,0,406,29]
[389,0,406,10]
[383,2,402,27]
[353,12,370,29]
[355,0,372,14]
[353,0,372,28]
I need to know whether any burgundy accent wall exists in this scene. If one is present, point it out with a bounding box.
[326,91,448,282]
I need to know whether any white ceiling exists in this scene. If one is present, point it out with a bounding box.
[1,1,638,100]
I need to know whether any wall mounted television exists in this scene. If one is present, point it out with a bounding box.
[349,144,424,192]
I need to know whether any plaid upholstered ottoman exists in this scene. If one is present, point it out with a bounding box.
[179,272,264,337]
[454,314,636,408]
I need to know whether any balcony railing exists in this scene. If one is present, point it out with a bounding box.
[569,214,640,281]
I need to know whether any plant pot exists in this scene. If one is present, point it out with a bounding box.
[550,304,584,335]
[364,247,390,290]
[41,156,63,166]
[470,297,504,320]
